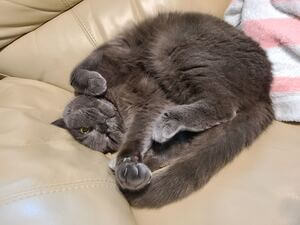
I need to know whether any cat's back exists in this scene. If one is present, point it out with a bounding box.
[126,12,260,55]
[128,12,271,104]
[112,12,272,105]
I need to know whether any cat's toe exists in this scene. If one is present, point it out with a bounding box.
[85,72,107,96]
[153,113,181,143]
[116,158,152,191]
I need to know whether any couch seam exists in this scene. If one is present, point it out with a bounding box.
[71,10,97,47]
[0,72,8,78]
[1,178,114,199]
[59,0,71,8]
[0,0,83,50]
[0,180,116,207]
[2,0,64,12]
[62,0,97,48]
[0,75,73,93]
[131,0,146,22]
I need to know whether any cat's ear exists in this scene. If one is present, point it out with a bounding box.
[51,118,67,129]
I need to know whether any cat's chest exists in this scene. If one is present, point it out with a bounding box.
[109,77,171,129]
[112,76,163,105]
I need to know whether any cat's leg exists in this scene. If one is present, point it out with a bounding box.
[115,108,163,191]
[123,102,273,208]
[153,94,238,143]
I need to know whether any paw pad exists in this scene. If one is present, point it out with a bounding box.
[116,158,152,191]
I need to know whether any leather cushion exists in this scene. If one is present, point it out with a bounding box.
[0,0,82,49]
[0,77,137,225]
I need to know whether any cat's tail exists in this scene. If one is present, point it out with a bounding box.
[124,101,274,208]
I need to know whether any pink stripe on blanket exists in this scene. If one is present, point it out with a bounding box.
[271,77,300,92]
[243,18,300,48]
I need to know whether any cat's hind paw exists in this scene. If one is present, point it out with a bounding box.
[116,158,152,191]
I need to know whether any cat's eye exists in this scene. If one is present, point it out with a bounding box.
[80,127,91,134]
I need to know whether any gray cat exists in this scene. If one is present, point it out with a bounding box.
[52,12,274,208]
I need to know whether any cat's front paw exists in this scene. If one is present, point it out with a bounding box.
[116,157,152,191]
[85,71,107,96]
[72,69,107,96]
[152,112,182,143]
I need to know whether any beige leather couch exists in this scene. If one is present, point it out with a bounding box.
[0,0,299,224]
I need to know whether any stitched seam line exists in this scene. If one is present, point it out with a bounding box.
[60,0,71,8]
[0,178,114,200]
[0,0,82,50]
[2,0,62,12]
[0,72,9,77]
[0,180,116,207]
[70,9,97,47]
[63,0,97,47]
[0,75,73,92]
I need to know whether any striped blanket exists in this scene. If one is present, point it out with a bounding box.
[224,0,300,121]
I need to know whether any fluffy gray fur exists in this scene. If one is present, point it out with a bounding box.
[52,12,274,208]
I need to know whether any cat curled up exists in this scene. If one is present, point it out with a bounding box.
[53,12,274,208]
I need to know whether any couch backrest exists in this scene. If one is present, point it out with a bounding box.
[0,0,230,91]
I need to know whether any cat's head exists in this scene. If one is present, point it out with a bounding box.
[52,95,124,153]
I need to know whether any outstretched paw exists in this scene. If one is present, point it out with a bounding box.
[152,112,182,143]
[116,157,152,191]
